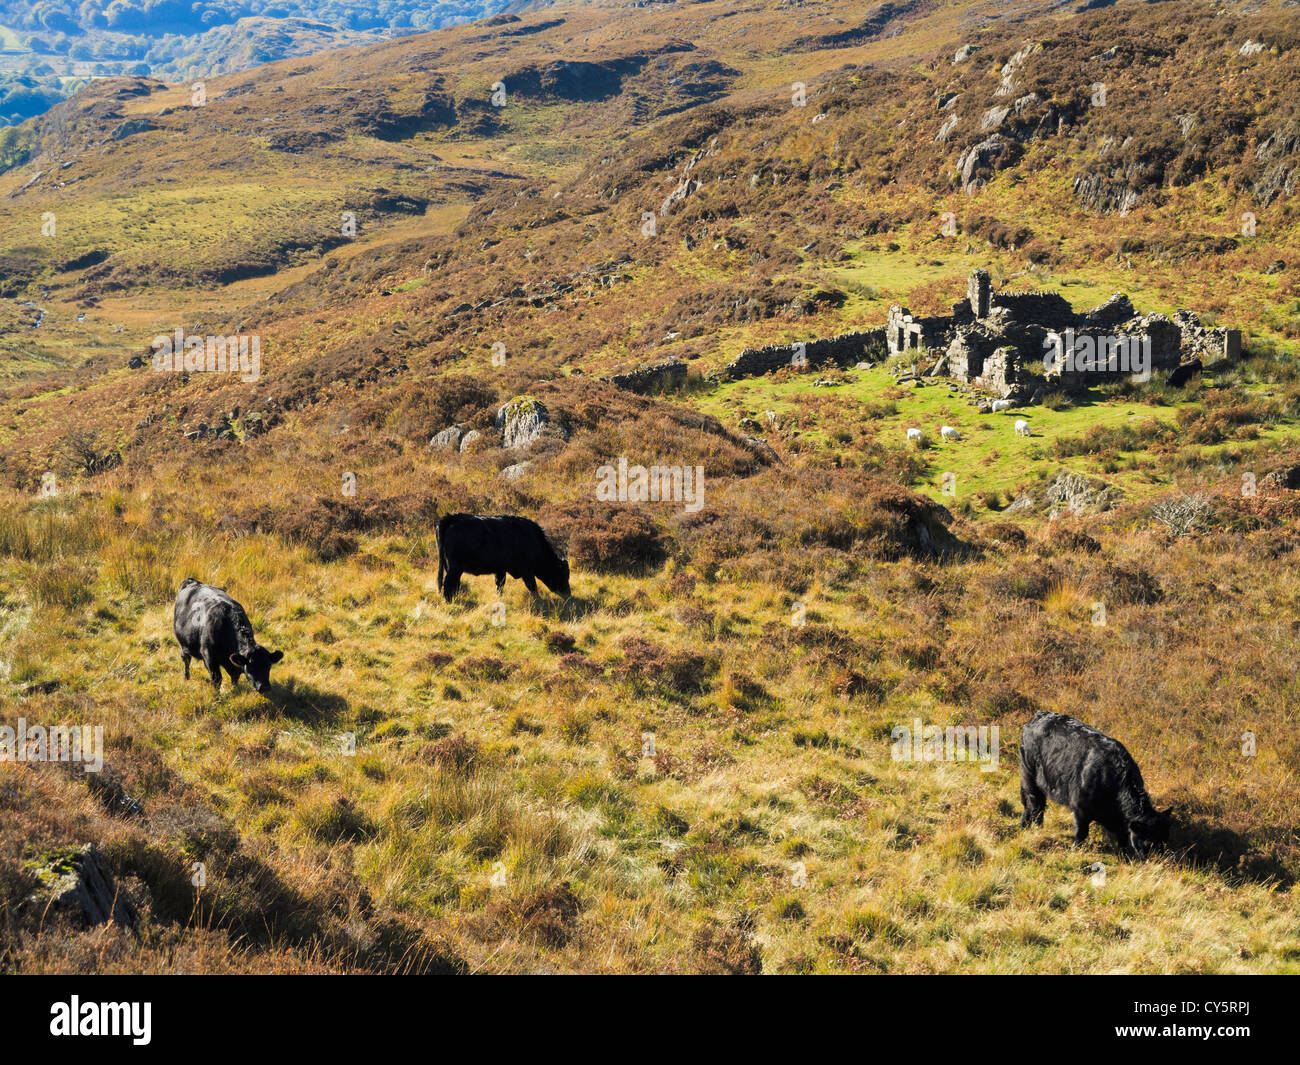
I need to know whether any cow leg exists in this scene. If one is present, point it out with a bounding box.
[441,568,461,601]
[181,651,191,680]
[495,572,506,594]
[1019,779,1045,828]
[522,574,540,597]
[1105,822,1135,858]
[1071,811,1091,845]
[200,647,222,691]
[225,661,242,687]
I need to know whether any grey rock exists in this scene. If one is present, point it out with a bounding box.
[980,106,1010,132]
[1044,469,1121,515]
[1082,292,1135,329]
[26,844,136,929]
[957,135,1012,194]
[429,425,463,451]
[111,117,155,141]
[496,397,565,450]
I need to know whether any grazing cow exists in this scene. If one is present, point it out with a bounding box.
[173,578,283,694]
[907,427,924,446]
[437,513,570,601]
[991,399,1013,413]
[1168,359,1202,388]
[1014,418,1030,437]
[940,425,960,442]
[1019,711,1171,858]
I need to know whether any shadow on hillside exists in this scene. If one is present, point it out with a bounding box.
[527,594,600,622]
[1169,815,1294,890]
[265,680,350,724]
[101,835,463,974]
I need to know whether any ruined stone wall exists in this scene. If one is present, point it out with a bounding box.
[967,268,991,318]
[1173,310,1242,362]
[886,305,953,356]
[990,290,1075,329]
[605,359,688,394]
[717,328,887,381]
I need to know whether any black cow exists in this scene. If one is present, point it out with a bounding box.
[1019,711,1171,857]
[173,578,283,694]
[436,513,570,601]
[1168,358,1203,389]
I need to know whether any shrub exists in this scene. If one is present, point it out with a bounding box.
[1150,493,1213,537]
[691,914,761,975]
[298,798,376,843]
[1084,562,1163,605]
[616,635,716,696]
[542,501,669,573]
[422,733,483,776]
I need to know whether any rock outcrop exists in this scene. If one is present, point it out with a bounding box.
[496,396,567,450]
[429,425,464,451]
[25,843,137,930]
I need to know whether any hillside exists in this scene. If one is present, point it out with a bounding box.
[0,0,516,124]
[1,0,1299,974]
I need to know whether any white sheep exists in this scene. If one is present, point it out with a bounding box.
[1014,418,1030,437]
[991,399,1013,413]
[941,425,960,442]
[907,427,924,446]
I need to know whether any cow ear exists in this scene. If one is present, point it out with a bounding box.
[269,650,284,664]
[229,653,247,668]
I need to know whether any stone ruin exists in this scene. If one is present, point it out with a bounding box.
[886,269,1241,402]
[604,359,688,394]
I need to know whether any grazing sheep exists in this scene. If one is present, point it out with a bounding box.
[991,399,1013,413]
[940,425,960,442]
[907,427,924,446]
[1014,419,1030,437]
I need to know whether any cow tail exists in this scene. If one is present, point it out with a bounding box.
[435,513,447,592]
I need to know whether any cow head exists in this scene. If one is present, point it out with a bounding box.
[1128,807,1172,858]
[230,647,284,695]
[542,554,571,597]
